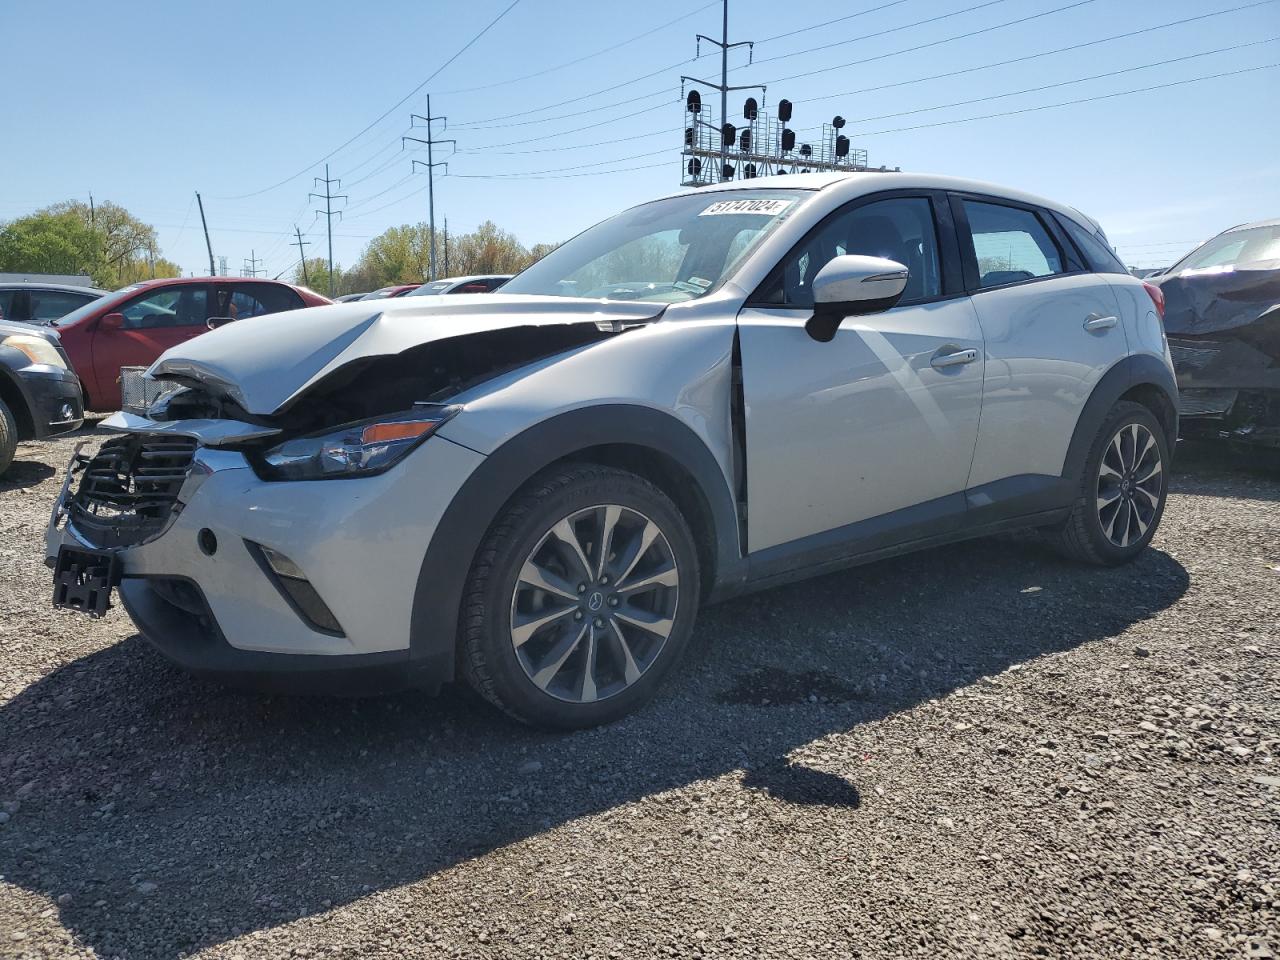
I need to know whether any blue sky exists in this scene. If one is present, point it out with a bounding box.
[2,0,1277,279]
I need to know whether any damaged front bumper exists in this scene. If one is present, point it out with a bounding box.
[1169,337,1280,448]
[46,415,486,690]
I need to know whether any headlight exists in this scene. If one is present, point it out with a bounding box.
[259,404,459,480]
[2,334,67,369]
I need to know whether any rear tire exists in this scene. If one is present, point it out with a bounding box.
[1057,401,1169,565]
[0,398,17,477]
[460,463,700,729]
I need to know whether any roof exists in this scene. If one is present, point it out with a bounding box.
[108,276,300,293]
[1224,218,1280,233]
[0,272,94,286]
[650,171,1097,229]
[0,282,105,296]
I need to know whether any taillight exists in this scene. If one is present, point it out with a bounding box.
[1142,281,1165,319]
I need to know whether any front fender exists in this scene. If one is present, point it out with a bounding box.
[409,404,743,679]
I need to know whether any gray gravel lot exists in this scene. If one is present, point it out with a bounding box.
[1,428,1277,960]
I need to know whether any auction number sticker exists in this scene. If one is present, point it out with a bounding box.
[698,198,794,217]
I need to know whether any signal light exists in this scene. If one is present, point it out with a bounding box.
[684,127,694,146]
[744,97,758,120]
[835,135,849,158]
[776,169,787,175]
[722,122,736,146]
[778,99,793,122]
[799,143,812,158]
[686,90,702,114]
[832,116,846,129]
[688,158,702,176]
[721,163,735,181]
[739,128,751,151]
[781,128,795,152]
[744,163,757,178]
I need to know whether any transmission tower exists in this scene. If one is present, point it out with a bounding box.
[310,164,347,296]
[402,94,455,281]
[241,249,265,277]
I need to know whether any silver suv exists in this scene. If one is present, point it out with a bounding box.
[47,173,1177,728]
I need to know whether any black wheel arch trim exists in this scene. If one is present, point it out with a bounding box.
[409,404,744,680]
[1062,353,1178,483]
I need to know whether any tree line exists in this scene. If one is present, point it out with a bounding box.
[0,199,558,295]
[0,201,181,288]
[293,220,559,296]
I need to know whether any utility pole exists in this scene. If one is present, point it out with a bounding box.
[682,0,759,182]
[242,250,264,278]
[403,95,455,281]
[196,192,216,276]
[310,164,347,297]
[148,242,156,279]
[292,226,311,287]
[443,215,450,277]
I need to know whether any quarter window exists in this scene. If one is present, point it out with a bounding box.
[1057,215,1127,275]
[756,196,942,307]
[962,201,1064,287]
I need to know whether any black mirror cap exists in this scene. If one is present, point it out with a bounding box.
[804,290,908,342]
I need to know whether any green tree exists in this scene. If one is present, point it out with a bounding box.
[452,220,529,275]
[0,210,99,279]
[292,258,343,297]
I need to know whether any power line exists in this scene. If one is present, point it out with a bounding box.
[213,0,522,201]
[434,1,720,95]
[849,61,1279,138]
[755,0,912,44]
[771,0,1276,121]
[832,37,1278,129]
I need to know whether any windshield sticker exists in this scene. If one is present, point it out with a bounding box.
[699,198,795,217]
[686,276,712,288]
[672,280,706,294]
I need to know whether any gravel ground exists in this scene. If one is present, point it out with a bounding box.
[1,428,1277,960]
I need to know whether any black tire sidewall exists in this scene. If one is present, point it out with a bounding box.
[1077,402,1170,562]
[0,398,16,477]
[471,467,701,728]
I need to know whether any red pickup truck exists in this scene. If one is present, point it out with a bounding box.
[52,277,330,410]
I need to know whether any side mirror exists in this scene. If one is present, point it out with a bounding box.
[207,316,235,330]
[804,255,909,342]
[99,312,125,332]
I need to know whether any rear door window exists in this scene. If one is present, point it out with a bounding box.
[213,283,302,322]
[961,200,1064,288]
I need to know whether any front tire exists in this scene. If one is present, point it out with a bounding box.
[0,398,17,477]
[460,464,701,728]
[1057,401,1170,565]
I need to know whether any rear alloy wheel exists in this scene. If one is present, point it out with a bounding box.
[461,464,700,728]
[1057,400,1170,565]
[1096,422,1163,548]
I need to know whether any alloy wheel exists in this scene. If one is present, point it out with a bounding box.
[509,504,680,703]
[1096,422,1163,548]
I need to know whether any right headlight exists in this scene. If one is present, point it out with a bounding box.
[259,404,459,481]
[2,333,67,370]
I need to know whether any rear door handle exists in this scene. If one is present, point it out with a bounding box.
[1084,313,1118,331]
[930,347,978,369]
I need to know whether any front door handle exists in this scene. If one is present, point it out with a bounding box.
[1084,313,1119,332]
[930,347,978,369]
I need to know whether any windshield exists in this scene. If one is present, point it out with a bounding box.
[500,190,810,302]
[1172,224,1280,272]
[407,281,454,297]
[51,286,135,327]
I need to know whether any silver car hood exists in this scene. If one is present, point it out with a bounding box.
[147,294,664,415]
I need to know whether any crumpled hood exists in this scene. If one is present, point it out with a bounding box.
[147,294,664,415]
[1154,262,1280,339]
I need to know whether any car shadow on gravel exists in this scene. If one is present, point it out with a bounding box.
[0,459,55,490]
[0,538,1188,959]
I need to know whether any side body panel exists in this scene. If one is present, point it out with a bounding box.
[736,298,985,551]
[965,273,1130,487]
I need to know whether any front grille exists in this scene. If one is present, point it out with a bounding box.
[70,434,198,547]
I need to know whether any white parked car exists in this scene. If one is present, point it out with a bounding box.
[47,173,1177,728]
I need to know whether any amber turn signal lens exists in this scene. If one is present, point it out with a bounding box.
[360,421,434,444]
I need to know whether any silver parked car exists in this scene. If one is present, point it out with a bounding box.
[47,173,1177,728]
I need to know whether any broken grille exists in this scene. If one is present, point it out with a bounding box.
[70,434,198,548]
